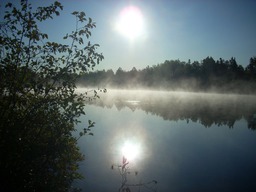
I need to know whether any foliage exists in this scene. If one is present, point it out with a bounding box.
[78,56,256,94]
[0,0,103,191]
[111,156,158,192]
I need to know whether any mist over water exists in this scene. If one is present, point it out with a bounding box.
[75,88,256,191]
[79,88,256,129]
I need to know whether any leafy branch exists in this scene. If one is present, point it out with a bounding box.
[111,157,158,192]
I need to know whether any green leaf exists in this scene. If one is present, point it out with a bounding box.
[63,34,68,39]
[72,11,78,15]
[5,3,12,8]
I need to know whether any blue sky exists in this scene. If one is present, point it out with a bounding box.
[1,0,256,71]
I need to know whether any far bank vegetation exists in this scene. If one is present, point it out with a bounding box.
[78,56,256,94]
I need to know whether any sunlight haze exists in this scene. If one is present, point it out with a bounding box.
[1,0,255,71]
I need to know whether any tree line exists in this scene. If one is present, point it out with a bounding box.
[78,56,256,94]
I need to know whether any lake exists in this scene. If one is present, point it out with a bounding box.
[74,89,256,192]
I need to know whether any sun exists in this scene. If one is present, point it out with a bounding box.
[115,6,144,40]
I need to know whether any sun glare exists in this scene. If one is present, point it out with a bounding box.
[115,6,144,40]
[121,141,141,161]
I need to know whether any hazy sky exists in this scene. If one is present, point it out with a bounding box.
[1,0,256,71]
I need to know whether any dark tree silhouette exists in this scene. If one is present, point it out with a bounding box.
[0,0,103,191]
[78,56,256,94]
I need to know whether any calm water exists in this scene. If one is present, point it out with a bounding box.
[74,90,256,192]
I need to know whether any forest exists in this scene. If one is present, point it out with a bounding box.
[78,56,256,94]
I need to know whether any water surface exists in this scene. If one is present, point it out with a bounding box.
[75,90,256,192]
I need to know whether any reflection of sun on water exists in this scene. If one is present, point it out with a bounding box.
[111,124,147,166]
[121,140,141,161]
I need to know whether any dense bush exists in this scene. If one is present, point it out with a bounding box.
[0,1,103,191]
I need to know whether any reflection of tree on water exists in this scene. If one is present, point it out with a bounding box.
[248,114,256,129]
[88,91,256,129]
[111,156,157,192]
[0,106,85,191]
